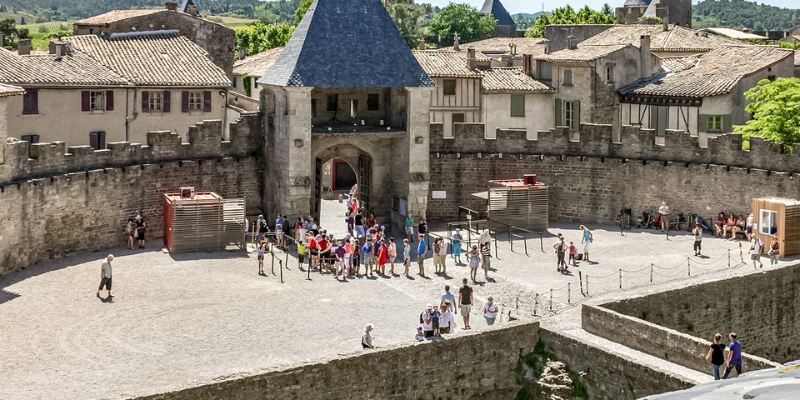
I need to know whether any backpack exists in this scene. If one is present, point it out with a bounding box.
[419,312,424,324]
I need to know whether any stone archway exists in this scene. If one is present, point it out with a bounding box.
[312,143,373,221]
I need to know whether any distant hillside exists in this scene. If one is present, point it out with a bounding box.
[693,0,800,31]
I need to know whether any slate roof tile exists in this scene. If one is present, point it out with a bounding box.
[481,0,515,27]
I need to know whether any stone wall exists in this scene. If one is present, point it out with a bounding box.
[539,328,696,399]
[0,113,263,276]
[427,123,800,224]
[134,321,541,400]
[582,304,779,375]
[603,264,800,364]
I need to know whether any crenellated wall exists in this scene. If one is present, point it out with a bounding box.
[0,112,264,275]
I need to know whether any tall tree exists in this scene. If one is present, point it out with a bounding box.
[294,0,313,25]
[428,3,495,46]
[236,22,295,56]
[734,78,800,152]
[525,4,616,38]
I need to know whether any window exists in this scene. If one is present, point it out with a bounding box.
[326,94,338,112]
[21,134,40,143]
[142,90,167,112]
[89,91,106,111]
[188,91,203,111]
[443,79,457,95]
[367,93,380,111]
[510,94,525,117]
[22,89,38,115]
[89,131,106,150]
[759,209,778,236]
[564,100,575,129]
[562,69,573,86]
[538,62,552,81]
[706,115,723,131]
[311,99,318,117]
[606,64,615,83]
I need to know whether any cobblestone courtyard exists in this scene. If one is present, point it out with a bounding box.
[1,206,795,399]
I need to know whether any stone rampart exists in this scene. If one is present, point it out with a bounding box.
[428,123,800,223]
[603,264,800,364]
[0,112,263,275]
[582,304,780,375]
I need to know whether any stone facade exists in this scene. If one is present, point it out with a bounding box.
[0,113,263,275]
[604,264,800,364]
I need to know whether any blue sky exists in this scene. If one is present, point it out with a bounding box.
[426,0,798,14]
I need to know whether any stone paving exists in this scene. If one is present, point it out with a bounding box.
[1,201,796,399]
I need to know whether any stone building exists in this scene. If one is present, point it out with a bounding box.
[0,83,24,165]
[0,32,230,147]
[232,47,283,100]
[531,36,662,132]
[616,0,692,28]
[481,0,517,38]
[73,2,235,77]
[619,45,795,146]
[258,0,434,228]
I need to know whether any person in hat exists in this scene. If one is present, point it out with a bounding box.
[420,305,434,339]
[362,324,375,349]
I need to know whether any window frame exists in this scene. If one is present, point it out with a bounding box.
[562,69,573,86]
[326,94,338,112]
[759,209,778,236]
[147,90,163,112]
[22,89,39,115]
[606,64,615,83]
[89,131,106,150]
[539,62,552,81]
[21,134,40,144]
[443,79,457,96]
[187,90,203,112]
[706,115,723,132]
[89,90,106,112]
[510,94,526,117]
[564,101,574,129]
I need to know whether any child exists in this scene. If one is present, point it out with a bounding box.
[693,226,703,256]
[431,305,442,336]
[297,240,306,269]
[257,241,267,276]
[415,326,425,342]
[403,238,411,277]
[568,241,577,266]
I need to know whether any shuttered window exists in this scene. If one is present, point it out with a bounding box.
[563,69,573,86]
[699,114,731,133]
[21,134,40,143]
[89,131,106,150]
[510,94,525,117]
[22,89,38,115]
[443,79,457,95]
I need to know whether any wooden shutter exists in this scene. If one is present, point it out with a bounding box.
[571,100,580,131]
[142,91,150,113]
[23,89,39,115]
[81,91,90,112]
[105,91,114,111]
[203,91,212,112]
[554,98,562,127]
[181,91,190,112]
[721,115,732,133]
[511,94,525,117]
[163,91,171,112]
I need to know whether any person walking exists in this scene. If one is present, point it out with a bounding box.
[440,285,457,314]
[458,279,474,330]
[468,245,480,282]
[438,237,448,276]
[452,228,463,265]
[257,240,267,276]
[480,242,492,279]
[768,237,780,265]
[126,218,135,250]
[256,214,269,242]
[706,333,726,380]
[579,225,593,262]
[439,303,456,334]
[723,333,742,379]
[693,226,703,257]
[417,234,427,278]
[362,324,375,349]
[568,241,577,266]
[658,201,671,232]
[483,296,499,325]
[402,238,411,277]
[96,255,114,299]
[553,234,567,272]
[388,238,397,276]
[749,236,764,269]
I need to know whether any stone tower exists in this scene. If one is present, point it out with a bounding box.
[258,0,434,228]
[616,0,692,27]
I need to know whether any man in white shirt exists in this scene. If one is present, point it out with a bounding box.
[483,296,499,325]
[658,201,671,232]
[421,305,434,339]
[440,285,457,314]
[750,237,764,269]
[439,303,457,334]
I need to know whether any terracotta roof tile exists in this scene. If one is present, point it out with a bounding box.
[22,52,130,86]
[445,37,548,56]
[580,25,741,52]
[68,32,230,87]
[413,50,485,78]
[75,9,162,27]
[795,51,800,66]
[534,44,629,64]
[0,82,24,97]
[234,47,283,78]
[480,68,553,93]
[621,46,793,98]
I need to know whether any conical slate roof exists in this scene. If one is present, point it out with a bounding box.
[481,0,515,27]
[258,0,433,88]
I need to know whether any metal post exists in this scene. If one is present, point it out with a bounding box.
[728,249,731,268]
[509,225,514,253]
[524,235,528,256]
[271,249,275,275]
[493,230,499,258]
[540,232,544,252]
[619,268,622,289]
[739,242,743,262]
[467,227,472,250]
[549,288,553,311]
[650,263,654,283]
[307,250,311,280]
[568,282,571,305]
[279,260,283,283]
[687,257,691,276]
[586,275,590,296]
[507,224,511,242]
[285,250,289,271]
[533,293,539,316]
[579,270,584,296]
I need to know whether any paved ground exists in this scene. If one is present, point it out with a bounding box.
[1,200,796,399]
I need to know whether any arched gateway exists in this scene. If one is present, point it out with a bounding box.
[258,0,434,230]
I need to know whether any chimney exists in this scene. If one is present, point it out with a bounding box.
[18,39,31,55]
[639,34,651,79]
[523,54,534,77]
[658,5,670,31]
[165,2,178,11]
[567,28,577,50]
[467,47,476,70]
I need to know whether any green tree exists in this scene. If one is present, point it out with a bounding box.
[0,19,18,48]
[385,0,432,49]
[428,3,495,46]
[734,78,800,151]
[294,0,313,25]
[236,22,295,56]
[525,5,615,38]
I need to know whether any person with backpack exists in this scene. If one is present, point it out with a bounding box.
[420,305,434,339]
[749,236,764,269]
[768,237,780,265]
[362,238,375,277]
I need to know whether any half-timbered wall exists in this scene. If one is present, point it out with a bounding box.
[620,95,733,147]
[428,77,482,138]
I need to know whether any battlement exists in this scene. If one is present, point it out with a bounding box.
[0,111,262,185]
[431,123,800,174]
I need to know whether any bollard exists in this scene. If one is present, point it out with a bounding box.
[549,288,553,311]
[524,236,528,256]
[509,226,514,253]
[279,260,284,283]
[687,257,691,276]
[728,249,731,268]
[739,242,744,262]
[567,282,571,305]
[619,269,622,289]
[494,231,499,258]
[285,250,289,271]
[533,293,539,316]
[586,275,590,296]
[650,263,654,283]
[540,232,544,252]
[579,270,585,296]
[271,250,275,275]
[307,252,312,280]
